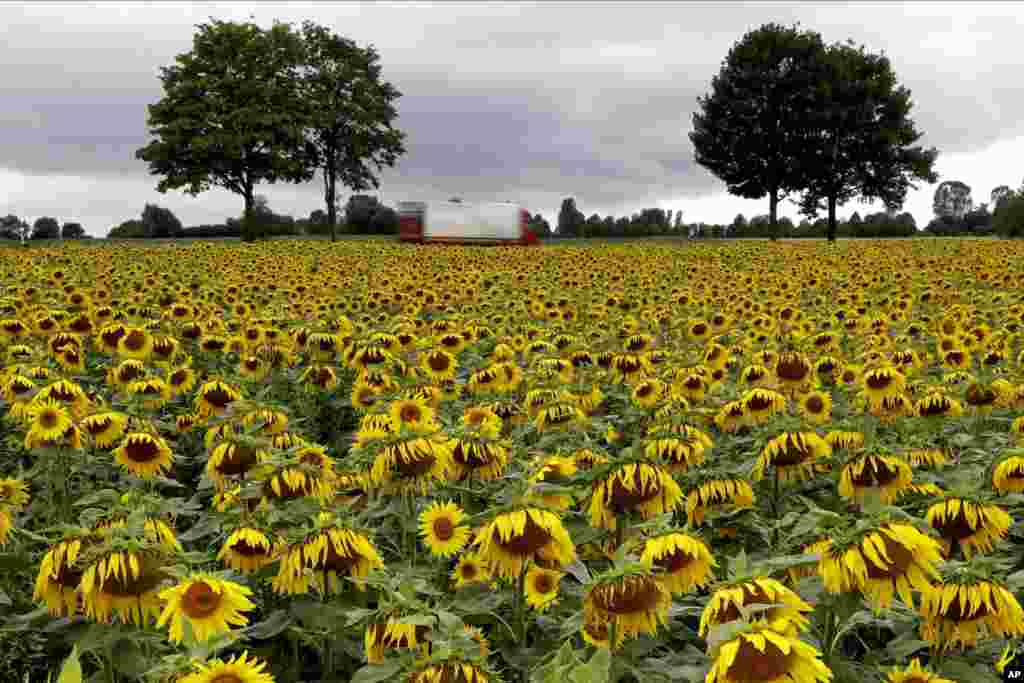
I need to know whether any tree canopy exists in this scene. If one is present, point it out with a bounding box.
[297,21,406,241]
[135,19,315,241]
[690,23,828,239]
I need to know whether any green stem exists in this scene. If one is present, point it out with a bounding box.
[516,563,530,683]
[770,468,781,548]
[821,607,835,666]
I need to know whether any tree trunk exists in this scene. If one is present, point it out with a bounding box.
[768,189,779,241]
[242,186,255,243]
[827,195,837,243]
[324,142,338,242]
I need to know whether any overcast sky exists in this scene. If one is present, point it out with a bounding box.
[2,1,1023,236]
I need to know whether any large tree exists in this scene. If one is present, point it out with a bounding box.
[296,22,406,242]
[135,19,314,241]
[61,222,86,239]
[792,40,938,242]
[690,23,828,240]
[141,203,184,238]
[557,198,585,237]
[31,216,60,240]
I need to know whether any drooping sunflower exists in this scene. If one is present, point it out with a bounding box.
[905,448,948,468]
[408,661,491,683]
[862,365,906,405]
[816,522,943,610]
[920,577,1024,650]
[79,549,169,625]
[365,618,430,664]
[705,623,832,683]
[774,352,813,394]
[915,391,964,418]
[837,452,913,504]
[686,479,755,525]
[699,576,813,637]
[113,432,174,479]
[117,327,153,360]
[926,497,1012,558]
[589,462,684,530]
[527,455,578,510]
[80,412,128,448]
[639,531,716,594]
[273,520,384,595]
[419,500,471,558]
[993,452,1024,493]
[217,527,276,574]
[369,434,454,494]
[195,380,242,418]
[156,574,256,643]
[824,430,864,452]
[742,388,787,424]
[644,425,713,473]
[524,565,563,612]
[584,571,671,644]
[176,652,276,683]
[752,432,832,483]
[714,400,749,433]
[33,535,88,616]
[473,507,576,578]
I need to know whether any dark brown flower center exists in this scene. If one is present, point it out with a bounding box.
[727,638,791,681]
[181,581,222,619]
[494,514,552,556]
[864,538,915,580]
[122,330,147,351]
[432,517,455,542]
[532,572,555,594]
[123,437,162,463]
[593,577,661,615]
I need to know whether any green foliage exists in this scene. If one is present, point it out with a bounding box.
[60,222,86,239]
[31,216,60,240]
[690,22,828,237]
[142,203,184,238]
[135,19,315,242]
[992,192,1024,238]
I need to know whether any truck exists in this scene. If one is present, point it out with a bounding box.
[397,200,539,246]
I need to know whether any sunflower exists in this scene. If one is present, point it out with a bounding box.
[817,523,942,610]
[79,550,168,625]
[715,400,749,433]
[390,398,437,434]
[589,462,684,531]
[217,527,276,574]
[113,432,174,478]
[798,390,832,424]
[700,576,813,637]
[838,452,913,504]
[473,507,576,578]
[742,388,787,424]
[0,478,29,510]
[370,435,453,494]
[644,425,713,473]
[926,498,1012,558]
[884,658,955,683]
[640,531,716,594]
[421,348,458,381]
[33,536,87,616]
[862,365,906,405]
[752,432,831,483]
[452,552,490,588]
[686,479,755,525]
[905,448,948,468]
[524,565,563,612]
[419,500,471,558]
[824,431,864,451]
[365,619,430,664]
[117,327,153,360]
[157,574,256,644]
[176,652,276,683]
[584,572,671,644]
[195,380,242,418]
[409,662,490,683]
[80,412,128,448]
[168,366,197,395]
[534,401,585,433]
[920,578,1024,650]
[915,391,964,418]
[705,624,832,683]
[631,379,665,410]
[993,453,1024,493]
[274,522,384,595]
[24,398,73,448]
[527,455,577,510]
[775,352,813,393]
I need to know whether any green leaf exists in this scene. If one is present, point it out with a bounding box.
[568,647,611,683]
[246,609,293,640]
[56,645,83,683]
[350,661,404,683]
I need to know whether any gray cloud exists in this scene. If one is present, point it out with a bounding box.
[2,2,1024,233]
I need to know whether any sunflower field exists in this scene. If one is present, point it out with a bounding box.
[3,238,1024,683]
